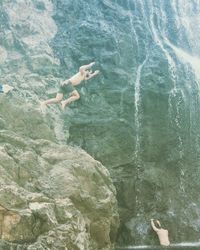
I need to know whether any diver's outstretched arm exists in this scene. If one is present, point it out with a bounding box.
[79,62,95,74]
[151,219,159,232]
[85,70,100,80]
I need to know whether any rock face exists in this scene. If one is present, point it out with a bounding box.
[1,0,200,248]
[50,0,200,246]
[0,97,119,250]
[0,0,119,249]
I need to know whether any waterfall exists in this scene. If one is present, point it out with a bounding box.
[114,0,200,246]
[134,56,148,215]
[148,0,176,80]
[50,0,200,246]
[134,58,147,156]
[165,0,200,83]
[153,0,186,193]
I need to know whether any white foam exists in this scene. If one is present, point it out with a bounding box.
[167,41,200,81]
[171,241,200,247]
[116,241,200,249]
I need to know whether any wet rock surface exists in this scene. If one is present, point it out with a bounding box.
[0,0,119,249]
[50,0,200,246]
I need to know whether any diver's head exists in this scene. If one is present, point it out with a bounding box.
[154,220,162,229]
[86,70,92,78]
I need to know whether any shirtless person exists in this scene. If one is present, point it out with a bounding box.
[40,62,99,111]
[150,219,170,246]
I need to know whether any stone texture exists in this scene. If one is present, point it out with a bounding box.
[50,0,200,246]
[0,98,119,250]
[0,0,119,249]
[1,0,200,247]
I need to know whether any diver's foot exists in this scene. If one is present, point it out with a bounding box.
[90,62,95,67]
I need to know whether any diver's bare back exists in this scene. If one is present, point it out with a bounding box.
[157,229,170,246]
[68,72,85,85]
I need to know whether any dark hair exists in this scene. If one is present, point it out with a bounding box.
[154,220,162,229]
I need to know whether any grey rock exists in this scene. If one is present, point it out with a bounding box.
[0,102,119,249]
[2,0,200,247]
[0,1,119,248]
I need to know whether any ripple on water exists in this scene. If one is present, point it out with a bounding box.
[116,242,200,250]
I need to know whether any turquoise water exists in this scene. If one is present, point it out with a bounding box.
[116,241,200,249]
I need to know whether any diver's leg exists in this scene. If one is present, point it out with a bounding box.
[40,93,63,110]
[79,62,95,73]
[61,90,80,111]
